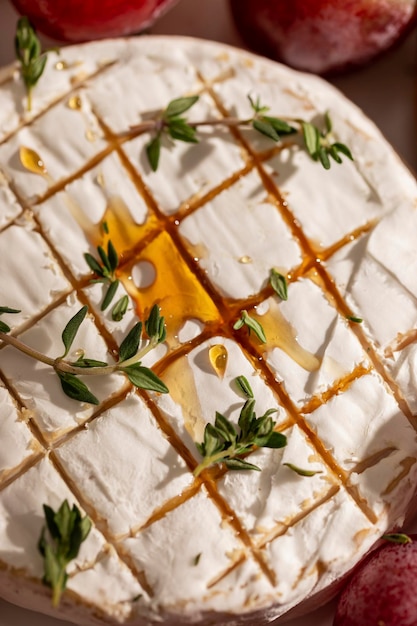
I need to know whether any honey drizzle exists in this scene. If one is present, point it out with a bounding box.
[251,298,321,372]
[0,59,118,148]
[1,57,416,606]
[161,356,207,442]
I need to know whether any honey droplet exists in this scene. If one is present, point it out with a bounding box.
[67,95,82,110]
[208,344,228,379]
[85,129,97,142]
[239,255,252,264]
[95,172,105,188]
[19,146,48,176]
[55,60,68,71]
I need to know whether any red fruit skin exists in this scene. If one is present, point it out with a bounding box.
[334,534,417,626]
[10,0,178,42]
[229,0,417,74]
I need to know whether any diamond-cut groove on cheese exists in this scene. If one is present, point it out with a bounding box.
[315,255,416,423]
[212,321,386,526]
[0,59,119,148]
[1,37,417,624]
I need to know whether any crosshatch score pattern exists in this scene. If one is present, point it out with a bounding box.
[0,36,417,626]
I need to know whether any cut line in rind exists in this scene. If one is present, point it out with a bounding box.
[0,35,417,625]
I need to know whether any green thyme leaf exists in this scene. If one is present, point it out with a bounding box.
[214,411,237,444]
[225,458,261,471]
[264,431,287,449]
[132,594,143,602]
[302,121,320,158]
[318,145,331,170]
[72,357,108,368]
[165,95,199,118]
[0,306,20,333]
[270,268,288,301]
[233,310,266,343]
[38,500,91,606]
[28,54,47,84]
[332,142,353,161]
[97,245,111,274]
[146,134,161,172]
[324,110,333,134]
[145,304,166,343]
[235,375,254,399]
[112,295,129,321]
[121,363,168,393]
[238,398,256,440]
[199,422,223,457]
[284,462,323,476]
[101,278,120,311]
[252,118,279,142]
[328,144,343,164]
[61,306,88,357]
[383,533,413,544]
[263,115,296,136]
[57,372,99,405]
[107,239,118,273]
[84,252,104,277]
[347,315,363,323]
[167,118,198,143]
[119,322,142,362]
[0,306,21,314]
[248,94,269,115]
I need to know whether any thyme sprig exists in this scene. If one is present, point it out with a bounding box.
[38,500,92,607]
[146,95,199,171]
[248,94,296,142]
[15,16,51,112]
[84,237,120,311]
[233,310,266,343]
[194,376,286,476]
[0,303,168,405]
[124,94,353,172]
[300,112,353,170]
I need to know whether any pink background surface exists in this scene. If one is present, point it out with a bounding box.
[0,0,416,624]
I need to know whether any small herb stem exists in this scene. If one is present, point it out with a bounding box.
[27,86,33,112]
[51,572,65,608]
[120,119,162,138]
[53,359,117,377]
[187,116,253,128]
[122,116,253,140]
[119,336,159,368]
[0,331,116,376]
[194,450,231,476]
[0,331,55,366]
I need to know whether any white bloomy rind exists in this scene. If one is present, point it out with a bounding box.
[0,35,417,626]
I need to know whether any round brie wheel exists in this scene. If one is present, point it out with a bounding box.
[0,35,417,626]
